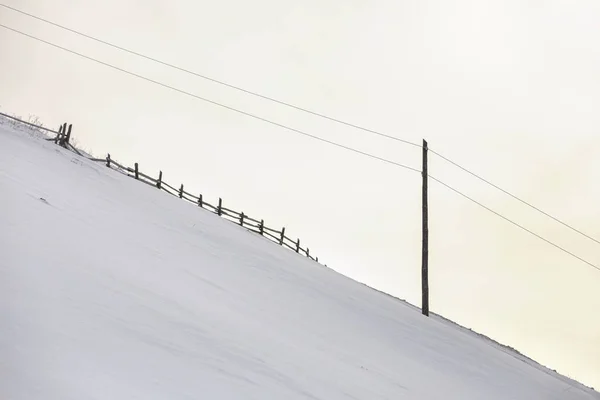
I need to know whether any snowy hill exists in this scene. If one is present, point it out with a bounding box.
[1,123,598,399]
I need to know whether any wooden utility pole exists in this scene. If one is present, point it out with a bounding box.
[422,139,429,316]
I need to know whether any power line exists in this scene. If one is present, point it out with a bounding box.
[429,148,600,246]
[429,175,600,272]
[0,23,421,174]
[1,23,598,273]
[3,3,598,248]
[0,2,421,149]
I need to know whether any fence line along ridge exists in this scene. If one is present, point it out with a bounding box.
[103,153,322,264]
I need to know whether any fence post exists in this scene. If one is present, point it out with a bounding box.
[307,248,310,258]
[106,153,111,168]
[134,163,139,179]
[55,124,63,144]
[259,220,264,235]
[217,198,223,216]
[179,184,184,198]
[65,124,72,146]
[296,238,300,253]
[156,171,162,189]
[198,194,203,208]
[239,212,245,226]
[279,227,285,245]
[60,123,67,145]
[316,257,318,263]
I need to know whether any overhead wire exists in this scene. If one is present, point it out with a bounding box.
[429,176,600,272]
[1,22,598,273]
[429,148,600,246]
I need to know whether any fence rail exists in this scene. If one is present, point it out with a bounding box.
[0,113,323,266]
[0,111,60,135]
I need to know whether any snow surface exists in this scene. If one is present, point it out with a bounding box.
[1,124,598,399]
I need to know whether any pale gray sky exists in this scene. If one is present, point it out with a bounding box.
[1,0,599,389]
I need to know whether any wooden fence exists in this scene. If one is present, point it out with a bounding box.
[102,153,322,263]
[0,113,323,265]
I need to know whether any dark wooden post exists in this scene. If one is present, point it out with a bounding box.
[60,123,67,145]
[307,248,310,258]
[134,163,139,179]
[422,139,429,317]
[259,220,264,235]
[239,212,245,226]
[279,227,285,245]
[316,257,319,263]
[198,194,203,207]
[179,184,184,198]
[296,238,300,253]
[156,171,162,189]
[65,124,72,145]
[106,153,111,168]
[217,198,223,216]
[55,125,63,144]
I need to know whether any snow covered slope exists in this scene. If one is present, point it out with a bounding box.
[1,125,598,399]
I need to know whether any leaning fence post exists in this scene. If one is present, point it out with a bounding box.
[60,123,67,145]
[279,227,285,245]
[134,163,139,179]
[156,171,162,189]
[239,212,245,226]
[106,153,111,168]
[198,194,203,208]
[179,184,184,198]
[296,238,300,253]
[259,220,264,235]
[65,124,72,146]
[55,125,63,144]
[217,198,223,216]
